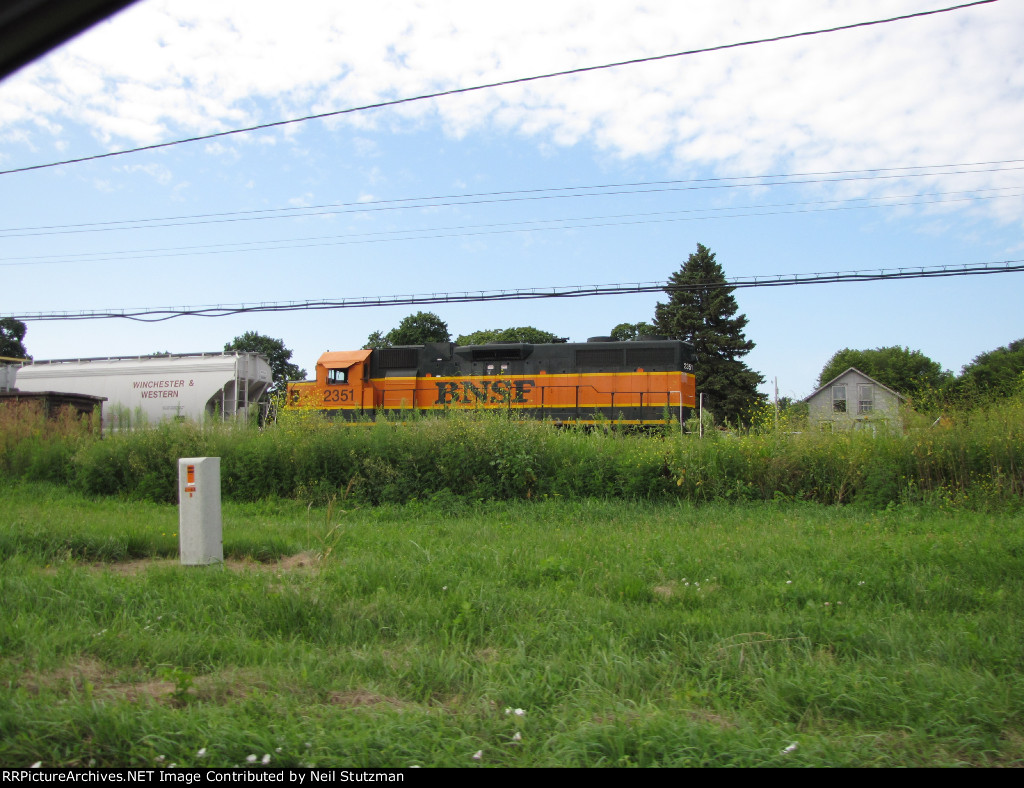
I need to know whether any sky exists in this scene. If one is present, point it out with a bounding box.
[1,0,1022,401]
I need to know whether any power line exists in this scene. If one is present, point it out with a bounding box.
[10,260,1022,322]
[0,0,999,178]
[3,186,1022,268]
[2,158,1021,240]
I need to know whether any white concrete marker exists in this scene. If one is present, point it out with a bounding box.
[178,457,223,565]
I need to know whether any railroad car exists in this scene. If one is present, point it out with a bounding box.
[286,337,696,427]
[14,352,272,429]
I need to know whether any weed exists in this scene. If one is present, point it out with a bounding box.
[158,667,195,707]
[314,476,359,563]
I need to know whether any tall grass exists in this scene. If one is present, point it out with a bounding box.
[1,485,1022,766]
[0,400,96,485]
[1,395,1021,509]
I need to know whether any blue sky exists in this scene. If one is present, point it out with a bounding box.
[2,0,1022,401]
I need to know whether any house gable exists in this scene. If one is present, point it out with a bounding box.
[802,367,905,430]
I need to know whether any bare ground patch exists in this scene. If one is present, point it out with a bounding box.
[327,690,409,710]
[19,659,269,705]
[63,551,323,576]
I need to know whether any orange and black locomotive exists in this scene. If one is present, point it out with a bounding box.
[286,336,696,427]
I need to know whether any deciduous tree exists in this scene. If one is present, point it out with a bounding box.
[363,331,387,350]
[653,244,764,424]
[224,332,306,392]
[958,339,1024,398]
[0,318,30,359]
[817,347,951,398]
[456,326,559,345]
[365,312,451,348]
[610,322,656,341]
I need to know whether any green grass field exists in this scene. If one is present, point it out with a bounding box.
[1,482,1021,767]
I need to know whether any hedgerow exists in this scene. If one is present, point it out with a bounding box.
[1,396,1021,509]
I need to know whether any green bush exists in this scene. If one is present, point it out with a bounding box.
[1,396,1021,509]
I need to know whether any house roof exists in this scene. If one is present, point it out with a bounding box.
[801,367,906,403]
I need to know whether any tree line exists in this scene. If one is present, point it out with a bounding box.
[815,341,1024,410]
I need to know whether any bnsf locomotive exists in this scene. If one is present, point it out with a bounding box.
[288,335,696,425]
[286,336,696,427]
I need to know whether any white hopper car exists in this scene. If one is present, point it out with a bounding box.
[0,363,16,392]
[14,352,272,429]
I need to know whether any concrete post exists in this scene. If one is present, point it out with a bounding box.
[178,457,223,565]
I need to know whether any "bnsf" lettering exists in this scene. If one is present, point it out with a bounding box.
[434,380,534,405]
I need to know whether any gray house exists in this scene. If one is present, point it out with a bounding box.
[802,367,905,432]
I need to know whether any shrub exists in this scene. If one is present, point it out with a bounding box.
[0,395,1021,509]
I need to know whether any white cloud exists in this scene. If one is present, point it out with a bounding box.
[0,0,1021,221]
[170,181,190,201]
[121,162,173,185]
[203,141,239,159]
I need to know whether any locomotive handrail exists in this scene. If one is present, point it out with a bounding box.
[531,381,686,425]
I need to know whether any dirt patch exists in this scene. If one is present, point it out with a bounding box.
[274,551,320,572]
[97,559,177,575]
[123,679,179,702]
[19,659,267,706]
[20,658,173,701]
[72,552,322,576]
[327,690,407,710]
[20,657,110,693]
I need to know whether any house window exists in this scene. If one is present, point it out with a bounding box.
[327,368,348,385]
[858,384,873,414]
[832,384,847,413]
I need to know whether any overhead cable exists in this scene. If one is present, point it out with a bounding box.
[1,159,1021,239]
[3,186,1022,268]
[0,0,999,177]
[10,260,1022,322]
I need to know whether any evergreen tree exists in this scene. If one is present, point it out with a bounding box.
[653,244,764,424]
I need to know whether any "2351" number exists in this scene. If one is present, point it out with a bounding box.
[324,388,353,404]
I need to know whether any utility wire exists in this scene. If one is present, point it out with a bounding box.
[0,0,998,177]
[10,260,1022,322]
[3,186,1021,268]
[2,159,1021,239]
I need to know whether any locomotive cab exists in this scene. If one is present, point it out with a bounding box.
[286,350,373,412]
[317,350,371,410]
